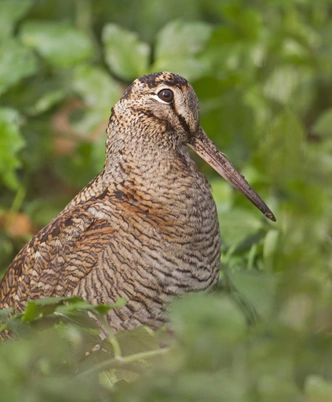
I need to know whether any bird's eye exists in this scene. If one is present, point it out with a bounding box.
[157,89,174,103]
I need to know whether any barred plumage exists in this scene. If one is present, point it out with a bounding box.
[0,72,275,332]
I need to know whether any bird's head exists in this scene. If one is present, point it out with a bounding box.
[109,72,200,147]
[107,72,276,222]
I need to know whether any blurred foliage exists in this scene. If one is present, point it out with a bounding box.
[0,0,332,400]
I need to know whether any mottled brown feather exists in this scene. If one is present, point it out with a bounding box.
[0,72,222,332]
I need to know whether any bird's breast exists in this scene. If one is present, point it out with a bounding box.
[96,164,221,297]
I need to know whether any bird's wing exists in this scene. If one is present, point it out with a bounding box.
[0,199,117,311]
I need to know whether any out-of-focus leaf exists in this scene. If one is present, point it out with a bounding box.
[199,89,256,163]
[0,0,33,37]
[170,293,246,345]
[219,4,263,41]
[263,229,279,262]
[54,141,103,189]
[72,64,123,111]
[0,108,25,190]
[99,369,123,389]
[210,178,233,213]
[0,234,14,271]
[70,66,123,148]
[24,197,69,227]
[20,21,94,68]
[256,110,306,184]
[0,308,13,324]
[26,89,67,116]
[313,108,332,137]
[230,270,278,319]
[305,375,332,401]
[102,24,150,80]
[264,66,299,103]
[0,40,38,96]
[114,326,160,356]
[152,20,212,80]
[218,208,264,246]
[0,333,102,401]
[100,368,139,388]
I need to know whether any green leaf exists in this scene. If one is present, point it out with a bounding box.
[114,326,160,357]
[99,369,120,389]
[256,110,306,184]
[170,293,246,345]
[210,178,233,213]
[218,208,264,246]
[70,65,123,149]
[0,108,25,189]
[305,375,332,400]
[56,297,126,317]
[0,0,33,37]
[263,229,280,261]
[102,24,150,80]
[26,89,67,116]
[20,21,94,68]
[313,108,332,137]
[263,66,299,103]
[0,308,13,327]
[72,64,123,111]
[0,40,38,96]
[21,296,82,322]
[30,295,82,306]
[100,368,139,388]
[152,20,213,80]
[220,4,262,41]
[55,142,104,189]
[230,270,277,319]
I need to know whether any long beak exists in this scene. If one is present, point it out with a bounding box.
[188,127,276,222]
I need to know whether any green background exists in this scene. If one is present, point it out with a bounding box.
[0,0,332,401]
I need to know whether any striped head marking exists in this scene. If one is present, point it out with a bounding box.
[111,72,200,143]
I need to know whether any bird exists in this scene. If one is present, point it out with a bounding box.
[0,72,275,333]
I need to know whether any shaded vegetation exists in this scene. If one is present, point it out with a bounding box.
[0,0,332,400]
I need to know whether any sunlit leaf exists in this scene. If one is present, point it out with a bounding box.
[102,24,150,80]
[152,20,212,80]
[0,40,38,96]
[20,21,94,68]
[264,66,299,103]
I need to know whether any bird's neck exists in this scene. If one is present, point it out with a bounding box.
[103,138,193,184]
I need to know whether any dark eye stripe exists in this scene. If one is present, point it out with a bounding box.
[158,89,174,103]
[170,102,191,134]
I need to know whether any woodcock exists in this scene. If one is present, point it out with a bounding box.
[0,72,275,332]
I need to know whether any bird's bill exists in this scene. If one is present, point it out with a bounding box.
[188,127,276,222]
